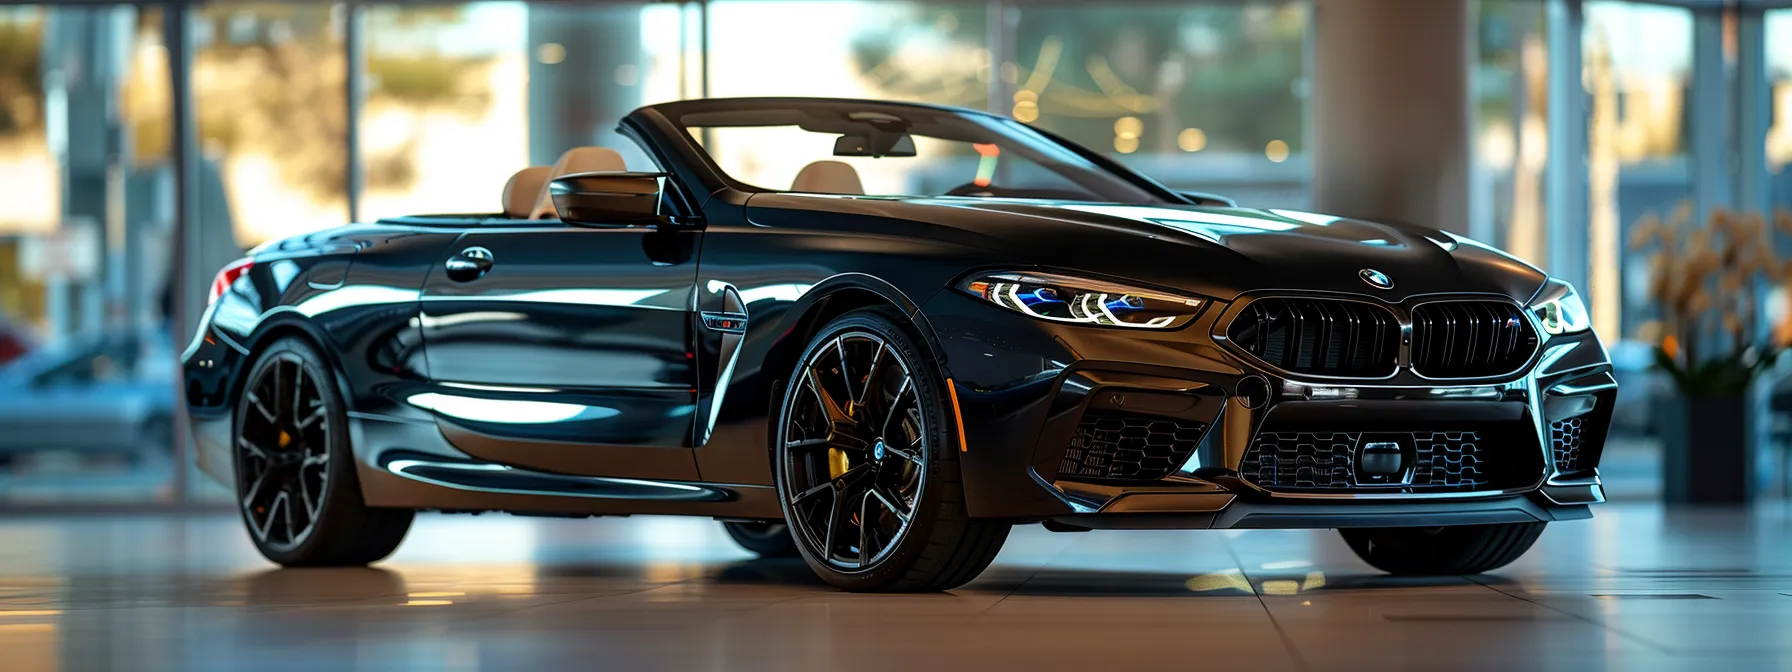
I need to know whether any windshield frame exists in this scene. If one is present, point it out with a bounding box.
[622,97,1185,206]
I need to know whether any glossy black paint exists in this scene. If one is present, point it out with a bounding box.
[183,97,1614,526]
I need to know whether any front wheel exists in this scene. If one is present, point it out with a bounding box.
[774,308,1009,592]
[1339,522,1545,575]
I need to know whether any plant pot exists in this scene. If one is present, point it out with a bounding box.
[1656,394,1753,504]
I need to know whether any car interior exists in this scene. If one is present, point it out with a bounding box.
[392,145,871,227]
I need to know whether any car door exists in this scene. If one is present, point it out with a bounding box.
[416,220,703,481]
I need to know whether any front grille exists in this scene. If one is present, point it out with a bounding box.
[1227,298,1399,377]
[1550,416,1586,472]
[1240,430,1494,492]
[1060,414,1208,483]
[1410,301,1538,378]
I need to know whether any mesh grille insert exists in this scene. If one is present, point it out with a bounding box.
[1241,430,1494,492]
[1550,417,1586,472]
[1061,414,1208,483]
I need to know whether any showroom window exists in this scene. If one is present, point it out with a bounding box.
[195,3,349,247]
[358,3,531,221]
[0,5,178,504]
[1770,8,1792,215]
[1473,0,1551,267]
[1582,0,1693,342]
[1009,2,1308,206]
[703,1,988,191]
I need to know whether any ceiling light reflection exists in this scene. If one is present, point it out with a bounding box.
[406,393,615,424]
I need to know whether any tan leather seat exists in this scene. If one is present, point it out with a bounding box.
[501,166,550,218]
[530,147,629,219]
[790,160,864,195]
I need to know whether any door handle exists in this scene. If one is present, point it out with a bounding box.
[444,247,494,282]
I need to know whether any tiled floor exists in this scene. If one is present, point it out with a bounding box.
[1,503,1790,671]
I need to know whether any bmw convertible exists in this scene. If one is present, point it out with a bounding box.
[182,97,1614,592]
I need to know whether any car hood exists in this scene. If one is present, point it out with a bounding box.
[746,195,1549,303]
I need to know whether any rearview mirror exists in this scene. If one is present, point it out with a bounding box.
[833,133,916,158]
[549,172,674,227]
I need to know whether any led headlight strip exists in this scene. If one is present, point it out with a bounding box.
[1530,280,1591,336]
[958,271,1205,329]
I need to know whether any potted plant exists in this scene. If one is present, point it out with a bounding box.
[1630,206,1792,503]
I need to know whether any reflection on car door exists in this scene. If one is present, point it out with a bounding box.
[416,221,702,480]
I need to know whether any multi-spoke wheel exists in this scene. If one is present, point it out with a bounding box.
[233,337,413,566]
[775,308,1009,592]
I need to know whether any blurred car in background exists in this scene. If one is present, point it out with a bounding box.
[0,318,32,368]
[0,327,175,466]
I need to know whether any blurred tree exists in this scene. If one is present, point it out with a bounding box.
[849,3,1305,158]
[0,15,43,140]
[850,5,988,110]
[193,4,495,201]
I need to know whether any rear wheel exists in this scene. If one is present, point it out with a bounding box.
[1339,522,1545,575]
[721,521,798,557]
[233,337,413,567]
[774,308,1009,592]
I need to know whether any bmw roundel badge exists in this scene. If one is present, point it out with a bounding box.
[1359,268,1394,290]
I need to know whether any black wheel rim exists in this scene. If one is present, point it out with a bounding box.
[779,331,925,571]
[235,353,331,552]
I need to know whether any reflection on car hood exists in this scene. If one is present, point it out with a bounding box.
[746,194,1550,303]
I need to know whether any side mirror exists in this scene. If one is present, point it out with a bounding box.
[1180,191,1237,208]
[549,172,676,228]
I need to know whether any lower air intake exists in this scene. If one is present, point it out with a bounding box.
[1550,417,1586,473]
[1060,414,1208,483]
[1240,430,1499,492]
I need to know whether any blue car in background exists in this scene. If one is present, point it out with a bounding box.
[0,327,175,466]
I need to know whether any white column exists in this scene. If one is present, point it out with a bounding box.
[1310,0,1471,234]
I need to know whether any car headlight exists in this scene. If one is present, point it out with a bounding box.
[957,271,1206,329]
[1530,280,1590,336]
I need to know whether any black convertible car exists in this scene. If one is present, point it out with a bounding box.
[182,97,1613,592]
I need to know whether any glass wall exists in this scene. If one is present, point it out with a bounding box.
[0,5,178,503]
[1583,1,1693,343]
[1010,1,1307,206]
[360,3,529,220]
[1473,0,1550,266]
[1771,9,1792,214]
[704,1,987,191]
[357,1,692,219]
[195,4,347,248]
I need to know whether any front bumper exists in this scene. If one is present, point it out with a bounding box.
[921,289,1614,526]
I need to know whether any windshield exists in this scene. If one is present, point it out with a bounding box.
[670,101,1167,204]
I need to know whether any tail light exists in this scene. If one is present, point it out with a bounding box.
[208,258,254,305]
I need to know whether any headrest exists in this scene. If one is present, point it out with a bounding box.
[501,166,550,218]
[531,147,629,219]
[790,160,864,195]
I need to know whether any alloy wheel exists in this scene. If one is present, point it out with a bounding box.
[235,353,332,553]
[780,331,927,571]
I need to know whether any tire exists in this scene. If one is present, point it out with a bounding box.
[1339,522,1545,575]
[233,336,413,567]
[722,521,799,558]
[773,307,1009,592]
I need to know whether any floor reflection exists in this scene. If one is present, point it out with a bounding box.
[0,503,1788,671]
